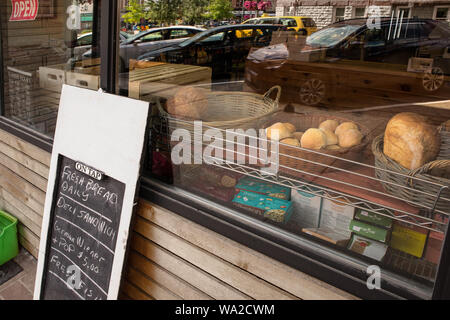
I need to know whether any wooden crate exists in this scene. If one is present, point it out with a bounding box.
[128,62,212,100]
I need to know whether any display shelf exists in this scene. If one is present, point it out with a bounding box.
[151,114,449,234]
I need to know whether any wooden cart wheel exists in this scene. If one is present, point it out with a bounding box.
[299,78,326,106]
[422,67,444,92]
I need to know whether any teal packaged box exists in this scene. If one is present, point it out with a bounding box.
[232,190,293,223]
[349,220,390,243]
[354,209,393,229]
[235,176,291,200]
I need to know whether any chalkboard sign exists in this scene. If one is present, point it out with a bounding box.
[41,155,125,300]
[34,85,149,300]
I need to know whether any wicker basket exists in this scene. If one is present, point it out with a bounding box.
[157,85,281,133]
[265,113,372,175]
[438,122,450,160]
[372,134,450,213]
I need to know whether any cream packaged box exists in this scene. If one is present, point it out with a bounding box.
[320,196,355,236]
[290,186,322,229]
[347,234,388,262]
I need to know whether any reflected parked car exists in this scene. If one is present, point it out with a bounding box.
[245,18,450,107]
[243,16,317,35]
[137,24,286,80]
[82,26,205,70]
[72,31,131,61]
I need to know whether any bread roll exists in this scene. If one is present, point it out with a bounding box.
[301,128,327,150]
[166,86,208,119]
[320,129,338,146]
[319,119,339,133]
[266,122,293,141]
[280,138,301,147]
[383,112,440,170]
[335,122,358,136]
[326,144,341,150]
[293,132,304,141]
[338,128,363,148]
[283,123,296,133]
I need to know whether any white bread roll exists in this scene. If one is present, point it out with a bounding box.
[266,122,293,141]
[280,137,301,146]
[301,128,327,150]
[319,119,339,133]
[320,129,339,146]
[335,122,359,136]
[338,128,363,148]
[283,123,296,133]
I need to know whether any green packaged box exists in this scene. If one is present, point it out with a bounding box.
[354,209,392,229]
[235,176,291,200]
[349,220,390,243]
[232,190,293,223]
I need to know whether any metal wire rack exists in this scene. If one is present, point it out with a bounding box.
[150,112,449,234]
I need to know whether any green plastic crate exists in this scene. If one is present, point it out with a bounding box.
[0,210,19,266]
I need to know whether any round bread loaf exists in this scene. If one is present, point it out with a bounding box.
[280,137,301,146]
[338,128,363,148]
[319,119,339,133]
[266,122,293,141]
[320,129,339,146]
[383,112,440,170]
[166,86,208,119]
[283,123,296,133]
[335,122,358,136]
[301,128,327,149]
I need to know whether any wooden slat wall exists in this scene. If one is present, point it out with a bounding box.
[0,128,356,300]
[0,128,50,258]
[122,200,358,300]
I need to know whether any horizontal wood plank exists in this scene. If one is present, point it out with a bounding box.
[125,266,182,300]
[139,201,357,300]
[130,233,251,300]
[120,280,154,300]
[0,152,47,191]
[133,216,298,300]
[0,129,51,166]
[127,250,212,300]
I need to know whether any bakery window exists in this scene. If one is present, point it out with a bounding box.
[0,0,105,138]
[114,7,450,299]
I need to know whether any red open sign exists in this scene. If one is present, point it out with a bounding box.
[9,0,39,21]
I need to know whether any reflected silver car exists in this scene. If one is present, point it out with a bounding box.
[82,26,205,70]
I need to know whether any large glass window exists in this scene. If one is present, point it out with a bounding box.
[115,2,450,299]
[0,0,104,138]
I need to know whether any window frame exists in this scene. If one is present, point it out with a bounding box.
[353,7,366,19]
[396,6,412,19]
[2,0,450,300]
[334,7,346,23]
[433,6,450,21]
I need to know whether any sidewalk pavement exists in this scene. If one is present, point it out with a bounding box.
[0,248,36,300]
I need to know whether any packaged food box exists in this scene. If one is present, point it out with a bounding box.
[354,209,393,229]
[232,190,293,223]
[390,223,428,258]
[302,227,350,247]
[347,234,388,262]
[290,186,322,229]
[320,197,355,237]
[349,220,390,243]
[235,176,291,200]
